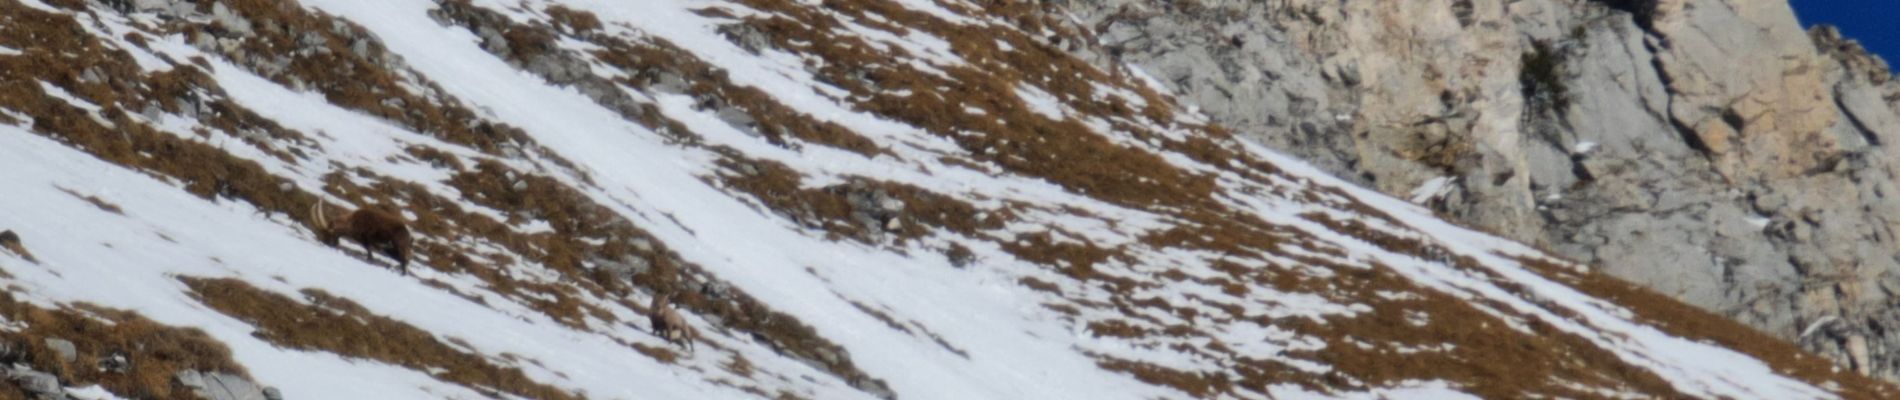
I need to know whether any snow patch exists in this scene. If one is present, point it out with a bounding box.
[1745,215,1773,230]
[1573,141,1599,155]
[38,81,103,113]
[1408,176,1456,204]
[1015,84,1064,120]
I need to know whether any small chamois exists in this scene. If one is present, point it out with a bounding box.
[0,230,36,263]
[649,293,697,352]
[311,202,413,275]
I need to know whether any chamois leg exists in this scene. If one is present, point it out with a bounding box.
[393,242,410,276]
[388,247,408,276]
[358,240,375,263]
[372,244,402,274]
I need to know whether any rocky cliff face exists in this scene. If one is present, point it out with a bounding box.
[1058,0,1900,380]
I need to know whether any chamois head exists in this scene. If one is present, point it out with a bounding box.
[311,202,413,275]
[312,205,343,247]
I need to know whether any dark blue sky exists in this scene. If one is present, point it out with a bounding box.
[1790,0,1900,70]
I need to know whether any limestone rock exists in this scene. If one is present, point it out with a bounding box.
[836,182,906,239]
[592,253,651,281]
[99,352,129,374]
[7,365,60,398]
[131,0,172,12]
[1058,0,1900,381]
[176,370,269,400]
[41,338,75,364]
[209,3,254,38]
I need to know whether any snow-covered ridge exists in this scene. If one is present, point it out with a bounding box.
[0,0,1888,399]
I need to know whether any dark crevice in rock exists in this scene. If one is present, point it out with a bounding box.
[1837,87,1886,146]
[1592,0,1659,31]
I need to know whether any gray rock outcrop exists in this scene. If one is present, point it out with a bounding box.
[175,370,270,400]
[1058,0,1900,380]
[40,339,74,364]
[7,365,61,399]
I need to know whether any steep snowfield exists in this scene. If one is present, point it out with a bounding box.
[0,0,1889,399]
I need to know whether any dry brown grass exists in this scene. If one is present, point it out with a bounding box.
[730,0,1215,210]
[0,1,322,227]
[700,1,1739,395]
[0,2,660,379]
[545,5,602,34]
[304,166,618,331]
[383,127,900,398]
[407,3,945,393]
[0,291,244,399]
[1515,256,1900,399]
[711,150,990,245]
[540,0,1897,396]
[1302,178,1900,397]
[1097,356,1230,397]
[0,0,666,349]
[202,0,542,157]
[432,0,884,158]
[179,277,580,400]
[1268,210,1687,396]
[56,187,125,215]
[591,36,884,156]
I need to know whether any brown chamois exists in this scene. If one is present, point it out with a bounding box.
[0,230,36,263]
[649,293,697,352]
[311,202,413,275]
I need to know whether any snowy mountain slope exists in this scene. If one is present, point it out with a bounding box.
[0,0,1891,399]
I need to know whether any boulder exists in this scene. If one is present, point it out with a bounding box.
[41,338,75,364]
[176,370,269,400]
[7,365,60,398]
